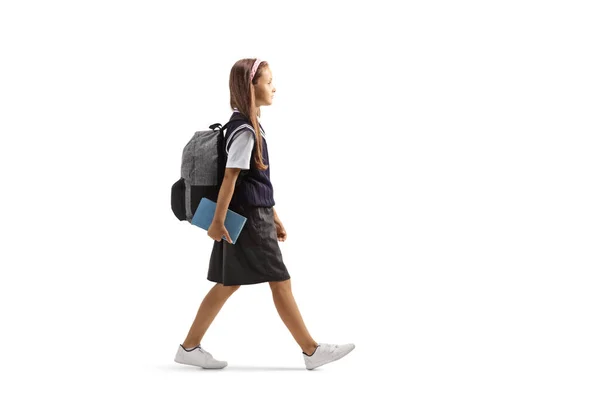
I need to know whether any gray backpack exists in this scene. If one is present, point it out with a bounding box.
[171,117,252,222]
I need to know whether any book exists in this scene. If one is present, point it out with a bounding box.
[191,197,247,244]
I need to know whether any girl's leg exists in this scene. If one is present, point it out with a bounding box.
[181,283,240,348]
[268,279,318,355]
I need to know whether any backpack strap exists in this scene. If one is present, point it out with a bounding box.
[224,124,257,154]
[210,117,260,155]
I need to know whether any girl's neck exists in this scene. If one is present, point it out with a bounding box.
[233,107,261,119]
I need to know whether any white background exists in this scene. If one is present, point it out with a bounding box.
[1,0,599,399]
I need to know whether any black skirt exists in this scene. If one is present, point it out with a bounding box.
[207,205,291,286]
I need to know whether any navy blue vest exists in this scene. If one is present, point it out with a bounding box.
[224,112,275,209]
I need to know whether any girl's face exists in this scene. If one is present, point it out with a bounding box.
[254,67,276,107]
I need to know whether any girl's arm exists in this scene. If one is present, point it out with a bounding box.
[213,168,241,224]
[273,207,281,223]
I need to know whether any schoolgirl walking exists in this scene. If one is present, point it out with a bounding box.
[174,58,355,370]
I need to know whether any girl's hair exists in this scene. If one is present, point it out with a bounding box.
[229,58,269,171]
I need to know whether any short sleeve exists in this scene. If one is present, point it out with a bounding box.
[226,129,255,170]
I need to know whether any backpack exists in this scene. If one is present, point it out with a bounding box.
[171,115,252,222]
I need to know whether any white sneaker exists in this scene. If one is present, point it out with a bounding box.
[303,343,355,370]
[174,344,228,369]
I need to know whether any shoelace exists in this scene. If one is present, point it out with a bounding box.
[198,347,213,357]
[325,344,339,354]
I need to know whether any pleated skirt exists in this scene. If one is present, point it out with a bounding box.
[207,205,291,286]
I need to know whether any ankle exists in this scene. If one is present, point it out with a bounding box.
[302,342,318,355]
[181,342,201,350]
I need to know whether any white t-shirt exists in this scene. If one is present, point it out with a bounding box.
[225,111,266,170]
[225,129,255,170]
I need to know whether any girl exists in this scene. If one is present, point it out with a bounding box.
[174,58,355,371]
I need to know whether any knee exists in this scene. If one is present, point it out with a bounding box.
[269,278,291,293]
[216,283,241,293]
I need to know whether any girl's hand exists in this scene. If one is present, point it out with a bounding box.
[274,219,287,242]
[208,221,232,244]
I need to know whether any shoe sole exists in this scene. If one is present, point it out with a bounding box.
[174,357,228,369]
[306,345,355,370]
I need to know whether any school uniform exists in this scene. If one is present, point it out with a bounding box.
[207,109,291,286]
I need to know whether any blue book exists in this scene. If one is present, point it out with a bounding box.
[191,197,247,244]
